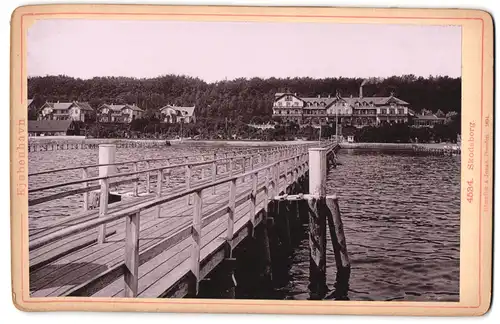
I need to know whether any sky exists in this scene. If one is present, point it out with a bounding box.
[27,19,461,82]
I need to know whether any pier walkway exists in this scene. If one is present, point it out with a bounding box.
[28,142,338,298]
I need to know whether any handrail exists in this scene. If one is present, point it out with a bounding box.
[28,145,305,194]
[29,142,337,251]
[28,144,304,177]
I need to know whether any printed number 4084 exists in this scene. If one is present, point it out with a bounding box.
[466,179,474,203]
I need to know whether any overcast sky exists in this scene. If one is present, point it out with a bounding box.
[27,19,461,82]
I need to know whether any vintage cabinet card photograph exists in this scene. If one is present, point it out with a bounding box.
[10,4,493,316]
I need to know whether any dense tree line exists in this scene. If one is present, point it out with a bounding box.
[28,74,461,123]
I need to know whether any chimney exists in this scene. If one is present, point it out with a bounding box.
[360,79,368,99]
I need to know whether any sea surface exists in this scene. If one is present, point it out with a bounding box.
[28,143,460,301]
[263,148,461,302]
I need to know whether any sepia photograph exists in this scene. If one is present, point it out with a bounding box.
[25,16,463,303]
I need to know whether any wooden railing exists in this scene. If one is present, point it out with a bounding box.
[28,145,304,210]
[29,141,338,297]
[28,145,290,177]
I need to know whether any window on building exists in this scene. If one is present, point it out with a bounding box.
[381,109,387,114]
[398,109,404,115]
[285,95,292,101]
[294,102,299,106]
[286,102,291,107]
[390,109,395,115]
[277,102,282,107]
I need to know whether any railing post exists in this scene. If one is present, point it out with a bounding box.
[146,161,151,193]
[165,159,170,187]
[190,189,203,296]
[225,152,229,173]
[250,171,257,235]
[285,157,290,186]
[276,161,280,195]
[229,157,234,177]
[242,157,246,183]
[212,152,217,195]
[264,167,270,211]
[201,156,206,181]
[226,178,237,253]
[133,162,139,197]
[98,144,116,244]
[82,167,89,212]
[155,169,163,218]
[186,164,192,205]
[124,211,140,297]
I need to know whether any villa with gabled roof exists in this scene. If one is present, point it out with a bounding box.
[159,104,196,123]
[38,101,94,122]
[97,103,144,123]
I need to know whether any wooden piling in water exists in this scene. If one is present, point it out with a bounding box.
[306,147,328,298]
[324,196,351,299]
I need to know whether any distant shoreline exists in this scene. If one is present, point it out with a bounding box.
[27,136,318,146]
[340,142,460,150]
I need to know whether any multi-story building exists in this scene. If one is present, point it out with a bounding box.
[38,101,94,122]
[97,104,144,123]
[272,81,411,127]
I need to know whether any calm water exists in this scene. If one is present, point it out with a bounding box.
[29,144,460,301]
[268,149,460,301]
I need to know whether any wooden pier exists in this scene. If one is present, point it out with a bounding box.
[28,142,343,298]
[28,140,170,152]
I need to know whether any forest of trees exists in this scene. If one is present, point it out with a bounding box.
[28,74,461,122]
[28,74,461,142]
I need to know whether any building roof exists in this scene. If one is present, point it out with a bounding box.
[414,114,446,120]
[41,101,93,111]
[100,104,126,112]
[27,99,33,107]
[341,96,409,106]
[128,104,144,112]
[302,97,336,106]
[41,102,73,110]
[160,105,196,117]
[274,92,410,109]
[28,120,73,133]
[99,104,143,112]
[74,102,94,111]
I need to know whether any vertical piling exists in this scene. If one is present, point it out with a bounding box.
[324,196,351,299]
[307,147,328,298]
